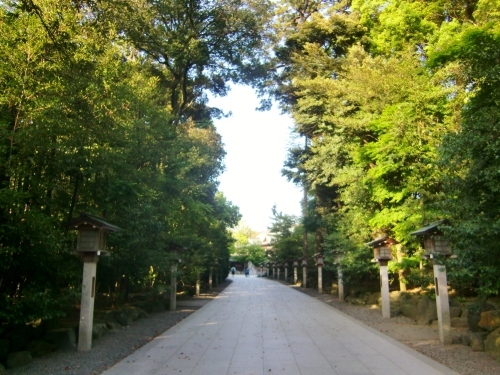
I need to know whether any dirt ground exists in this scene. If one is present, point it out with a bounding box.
[294,285,500,375]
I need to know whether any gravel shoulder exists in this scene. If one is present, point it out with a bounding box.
[293,285,500,375]
[6,279,499,375]
[6,279,233,375]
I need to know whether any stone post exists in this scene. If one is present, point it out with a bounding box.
[338,266,344,301]
[302,261,307,288]
[380,260,390,319]
[209,267,213,290]
[78,254,98,351]
[170,263,177,311]
[285,267,288,283]
[396,244,407,292]
[277,267,280,281]
[433,262,452,344]
[273,266,276,279]
[317,264,323,293]
[195,271,200,297]
[294,265,298,284]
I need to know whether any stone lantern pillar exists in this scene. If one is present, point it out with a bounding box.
[67,213,120,352]
[208,267,213,290]
[277,262,281,281]
[169,245,183,311]
[314,254,324,293]
[301,258,308,288]
[284,262,289,283]
[259,263,263,277]
[334,253,344,301]
[366,237,398,319]
[293,260,298,284]
[411,220,453,345]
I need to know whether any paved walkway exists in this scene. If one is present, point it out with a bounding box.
[102,276,458,375]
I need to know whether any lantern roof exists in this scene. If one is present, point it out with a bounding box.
[67,212,120,232]
[410,220,448,237]
[365,236,398,248]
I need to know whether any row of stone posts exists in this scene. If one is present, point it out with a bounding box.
[262,221,452,346]
[67,212,231,352]
[261,254,326,293]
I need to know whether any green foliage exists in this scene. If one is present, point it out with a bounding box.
[268,207,303,261]
[270,0,500,297]
[0,0,255,324]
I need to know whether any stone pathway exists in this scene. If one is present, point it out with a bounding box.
[101,276,459,375]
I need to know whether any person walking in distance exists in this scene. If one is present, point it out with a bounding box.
[231,266,236,276]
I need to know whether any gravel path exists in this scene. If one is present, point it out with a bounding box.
[6,309,197,375]
[5,279,500,375]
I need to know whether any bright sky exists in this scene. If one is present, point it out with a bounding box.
[208,85,303,232]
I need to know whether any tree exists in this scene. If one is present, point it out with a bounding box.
[429,13,500,295]
[100,0,275,120]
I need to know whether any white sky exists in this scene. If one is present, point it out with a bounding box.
[208,85,303,232]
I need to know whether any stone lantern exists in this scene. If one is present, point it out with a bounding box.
[284,261,289,283]
[301,257,308,288]
[67,213,120,351]
[276,262,281,281]
[259,263,264,277]
[314,254,324,293]
[411,220,452,344]
[333,251,344,301]
[168,244,183,311]
[366,236,398,319]
[293,259,299,284]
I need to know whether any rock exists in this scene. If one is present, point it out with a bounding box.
[94,310,118,325]
[0,363,5,375]
[470,332,488,352]
[347,297,366,306]
[6,326,30,351]
[451,317,469,328]
[0,339,9,363]
[468,302,495,332]
[92,323,109,340]
[461,333,471,346]
[485,327,500,359]
[398,292,414,304]
[450,306,462,318]
[391,308,402,317]
[367,292,380,305]
[6,351,32,369]
[389,291,401,305]
[401,304,418,320]
[106,322,123,331]
[137,308,148,319]
[452,334,462,345]
[27,340,57,358]
[43,328,77,351]
[450,298,462,307]
[114,309,133,326]
[469,311,483,332]
[479,310,500,331]
[148,301,166,313]
[417,296,437,325]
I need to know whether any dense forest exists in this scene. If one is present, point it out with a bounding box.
[266,0,500,299]
[1,0,499,326]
